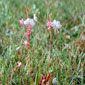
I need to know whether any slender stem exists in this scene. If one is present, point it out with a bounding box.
[49,30,53,57]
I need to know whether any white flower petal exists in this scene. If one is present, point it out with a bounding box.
[52,20,62,29]
[24,18,35,27]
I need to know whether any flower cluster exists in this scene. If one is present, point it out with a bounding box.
[19,14,37,49]
[13,61,22,72]
[16,61,22,68]
[47,20,62,31]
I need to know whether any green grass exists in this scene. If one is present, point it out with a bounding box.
[0,0,85,85]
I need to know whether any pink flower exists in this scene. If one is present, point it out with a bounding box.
[47,20,53,30]
[19,14,37,28]
[23,40,30,49]
[26,24,32,29]
[47,20,62,30]
[19,19,24,26]
[23,40,28,46]
[25,27,32,39]
[16,61,22,68]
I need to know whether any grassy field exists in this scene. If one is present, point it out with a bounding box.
[0,0,85,85]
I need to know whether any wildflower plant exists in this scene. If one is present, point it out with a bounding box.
[47,15,62,57]
[19,14,37,49]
